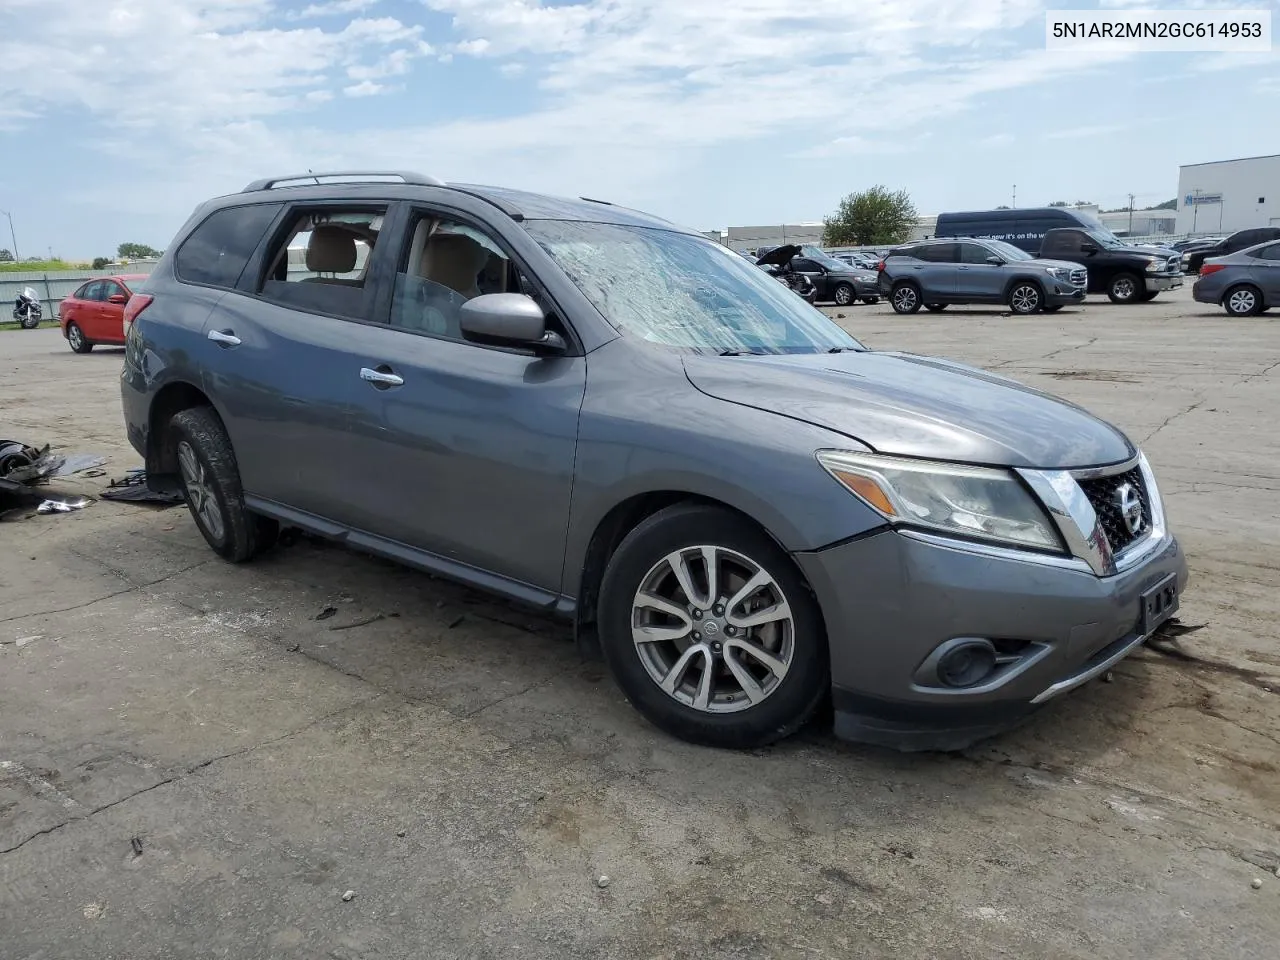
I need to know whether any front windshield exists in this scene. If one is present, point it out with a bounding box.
[800,245,849,271]
[525,221,864,354]
[984,239,1033,261]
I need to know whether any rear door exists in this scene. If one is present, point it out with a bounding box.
[914,242,958,298]
[1250,243,1280,303]
[95,280,128,343]
[954,241,1005,300]
[200,201,397,522]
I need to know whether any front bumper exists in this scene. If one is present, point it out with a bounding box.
[1145,274,1183,293]
[1045,283,1087,306]
[796,527,1188,752]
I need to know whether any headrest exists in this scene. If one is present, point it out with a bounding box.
[306,226,358,274]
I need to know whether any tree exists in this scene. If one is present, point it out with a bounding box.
[822,186,917,246]
[0,248,13,262]
[995,205,1011,210]
[92,256,110,270]
[117,242,161,260]
[1153,198,1177,210]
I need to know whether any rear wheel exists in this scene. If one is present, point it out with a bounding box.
[597,504,828,749]
[1107,272,1142,304]
[833,283,855,306]
[924,303,948,312]
[20,312,40,330]
[171,407,278,562]
[1008,281,1043,315]
[890,282,922,314]
[67,323,93,353]
[1223,284,1263,317]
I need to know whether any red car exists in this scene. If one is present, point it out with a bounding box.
[58,274,149,353]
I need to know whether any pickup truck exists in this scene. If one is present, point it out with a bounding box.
[1037,228,1182,303]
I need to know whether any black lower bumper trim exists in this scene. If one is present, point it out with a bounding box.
[831,687,1041,753]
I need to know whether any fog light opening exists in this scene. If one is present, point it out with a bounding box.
[936,640,999,688]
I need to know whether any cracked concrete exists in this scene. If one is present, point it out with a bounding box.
[2,285,1278,959]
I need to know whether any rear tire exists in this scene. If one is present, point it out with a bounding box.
[20,314,40,330]
[890,282,922,314]
[1223,284,1263,317]
[924,303,948,312]
[170,407,278,563]
[597,504,828,749]
[67,323,93,353]
[1107,272,1142,304]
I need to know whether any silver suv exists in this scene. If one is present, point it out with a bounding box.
[120,171,1186,753]
[880,238,1088,314]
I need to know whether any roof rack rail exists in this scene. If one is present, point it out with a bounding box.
[241,171,445,193]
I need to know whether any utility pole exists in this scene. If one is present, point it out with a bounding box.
[1012,184,1016,208]
[0,209,18,261]
[1128,193,1135,236]
[1191,188,1201,233]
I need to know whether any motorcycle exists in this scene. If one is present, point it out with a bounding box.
[11,287,42,329]
[752,244,817,304]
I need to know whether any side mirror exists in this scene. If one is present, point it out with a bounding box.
[459,293,565,354]
[1080,242,1098,254]
[108,294,127,304]
[985,255,1003,265]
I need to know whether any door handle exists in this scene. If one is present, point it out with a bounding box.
[360,366,404,387]
[207,329,241,347]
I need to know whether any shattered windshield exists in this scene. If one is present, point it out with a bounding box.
[525,221,864,354]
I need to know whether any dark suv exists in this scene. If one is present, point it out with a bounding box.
[1183,227,1280,275]
[121,171,1186,753]
[878,238,1087,314]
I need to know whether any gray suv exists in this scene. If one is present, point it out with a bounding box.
[121,171,1187,752]
[880,238,1088,314]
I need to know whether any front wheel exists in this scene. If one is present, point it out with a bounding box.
[1223,284,1263,317]
[597,504,828,749]
[833,283,855,307]
[891,282,922,314]
[20,313,40,330]
[1107,272,1142,304]
[66,322,93,353]
[1009,282,1043,315]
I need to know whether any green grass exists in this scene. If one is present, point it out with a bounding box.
[0,260,89,272]
[1,320,59,332]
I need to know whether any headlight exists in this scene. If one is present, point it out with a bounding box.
[1044,266,1064,279]
[1144,257,1160,272]
[856,274,876,283]
[815,450,1063,551]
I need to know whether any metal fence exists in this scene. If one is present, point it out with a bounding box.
[0,263,158,320]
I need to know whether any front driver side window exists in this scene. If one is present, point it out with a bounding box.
[959,243,993,264]
[389,214,520,342]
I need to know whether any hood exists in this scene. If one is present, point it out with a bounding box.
[1027,257,1084,272]
[682,350,1134,469]
[1123,243,1178,257]
[754,244,802,267]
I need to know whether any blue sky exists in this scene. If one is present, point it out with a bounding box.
[0,0,1277,258]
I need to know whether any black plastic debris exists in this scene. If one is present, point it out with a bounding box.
[100,469,185,506]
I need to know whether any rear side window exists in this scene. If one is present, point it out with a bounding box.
[1254,244,1280,261]
[176,203,282,289]
[916,243,958,263]
[258,206,387,320]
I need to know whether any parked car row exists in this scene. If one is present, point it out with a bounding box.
[754,244,880,306]
[1192,239,1280,316]
[1181,227,1280,274]
[55,274,149,352]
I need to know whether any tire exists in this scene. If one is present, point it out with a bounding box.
[1043,305,1064,313]
[924,303,948,312]
[833,283,855,307]
[861,297,879,305]
[1107,272,1142,304]
[170,407,278,563]
[597,504,828,749]
[890,282,922,314]
[66,323,93,353]
[1223,284,1263,317]
[20,313,40,330]
[1008,281,1043,315]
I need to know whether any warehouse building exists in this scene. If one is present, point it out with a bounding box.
[1176,153,1280,236]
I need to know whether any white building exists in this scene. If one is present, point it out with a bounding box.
[726,223,825,253]
[1176,154,1280,236]
[1097,209,1177,238]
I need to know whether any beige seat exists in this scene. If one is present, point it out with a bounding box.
[420,233,487,299]
[305,226,358,283]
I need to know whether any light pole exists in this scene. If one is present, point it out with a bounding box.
[0,209,18,262]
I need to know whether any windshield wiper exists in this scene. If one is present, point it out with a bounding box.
[827,346,854,353]
[719,348,764,356]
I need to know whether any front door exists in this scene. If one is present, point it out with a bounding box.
[954,241,1006,301]
[1251,243,1280,302]
[342,207,586,593]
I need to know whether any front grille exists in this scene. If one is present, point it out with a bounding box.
[1069,268,1087,287]
[1077,466,1150,553]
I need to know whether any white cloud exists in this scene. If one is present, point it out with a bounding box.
[344,80,387,97]
[1043,124,1125,141]
[290,0,380,18]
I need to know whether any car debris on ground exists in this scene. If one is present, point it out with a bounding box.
[0,438,105,520]
[99,468,185,506]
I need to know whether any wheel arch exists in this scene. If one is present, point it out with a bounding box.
[146,380,221,480]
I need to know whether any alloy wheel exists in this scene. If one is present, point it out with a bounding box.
[177,440,225,541]
[892,286,918,312]
[631,545,795,714]
[834,285,853,306]
[68,325,83,350]
[1011,284,1040,313]
[1112,277,1136,301]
